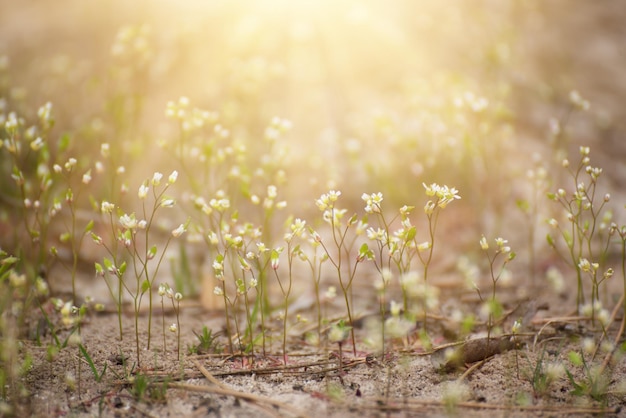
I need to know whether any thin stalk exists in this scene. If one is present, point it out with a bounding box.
[242,278,254,360]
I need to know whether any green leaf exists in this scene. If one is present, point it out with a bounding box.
[508,251,516,261]
[103,258,113,270]
[141,280,151,294]
[1,256,19,266]
[406,226,417,241]
[568,351,582,367]
[59,232,71,243]
[489,298,504,320]
[359,243,370,258]
[118,261,127,275]
[58,133,71,152]
[516,199,530,212]
[79,344,106,382]
[238,255,250,271]
[565,368,585,395]
[95,262,103,276]
[84,220,94,234]
[89,195,99,211]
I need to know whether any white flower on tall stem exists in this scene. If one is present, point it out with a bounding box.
[172,223,186,237]
[119,213,138,229]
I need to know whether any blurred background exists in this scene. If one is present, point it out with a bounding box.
[1,0,625,299]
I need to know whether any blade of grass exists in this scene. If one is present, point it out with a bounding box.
[79,344,107,382]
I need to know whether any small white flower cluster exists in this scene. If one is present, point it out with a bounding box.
[569,90,590,111]
[158,283,182,301]
[579,300,611,328]
[111,24,152,64]
[577,258,598,273]
[209,190,230,212]
[316,190,348,226]
[261,185,287,210]
[480,236,512,255]
[361,192,383,214]
[315,190,341,211]
[264,116,292,142]
[284,218,306,243]
[453,91,489,113]
[165,96,219,132]
[423,183,461,212]
[400,271,440,310]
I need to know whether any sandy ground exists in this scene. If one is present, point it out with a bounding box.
[19,293,626,418]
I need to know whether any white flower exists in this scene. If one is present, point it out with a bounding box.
[390,300,402,317]
[152,172,163,186]
[30,137,44,151]
[100,143,110,158]
[119,213,138,229]
[424,200,435,215]
[158,284,167,296]
[367,227,386,242]
[161,198,176,208]
[417,241,431,251]
[423,183,439,196]
[168,170,178,184]
[65,158,77,171]
[328,190,341,201]
[208,232,219,245]
[578,258,592,272]
[172,223,186,237]
[362,192,383,213]
[138,183,149,199]
[570,91,590,111]
[290,218,307,236]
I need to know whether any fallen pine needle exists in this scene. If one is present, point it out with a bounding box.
[168,382,310,418]
[358,397,618,415]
